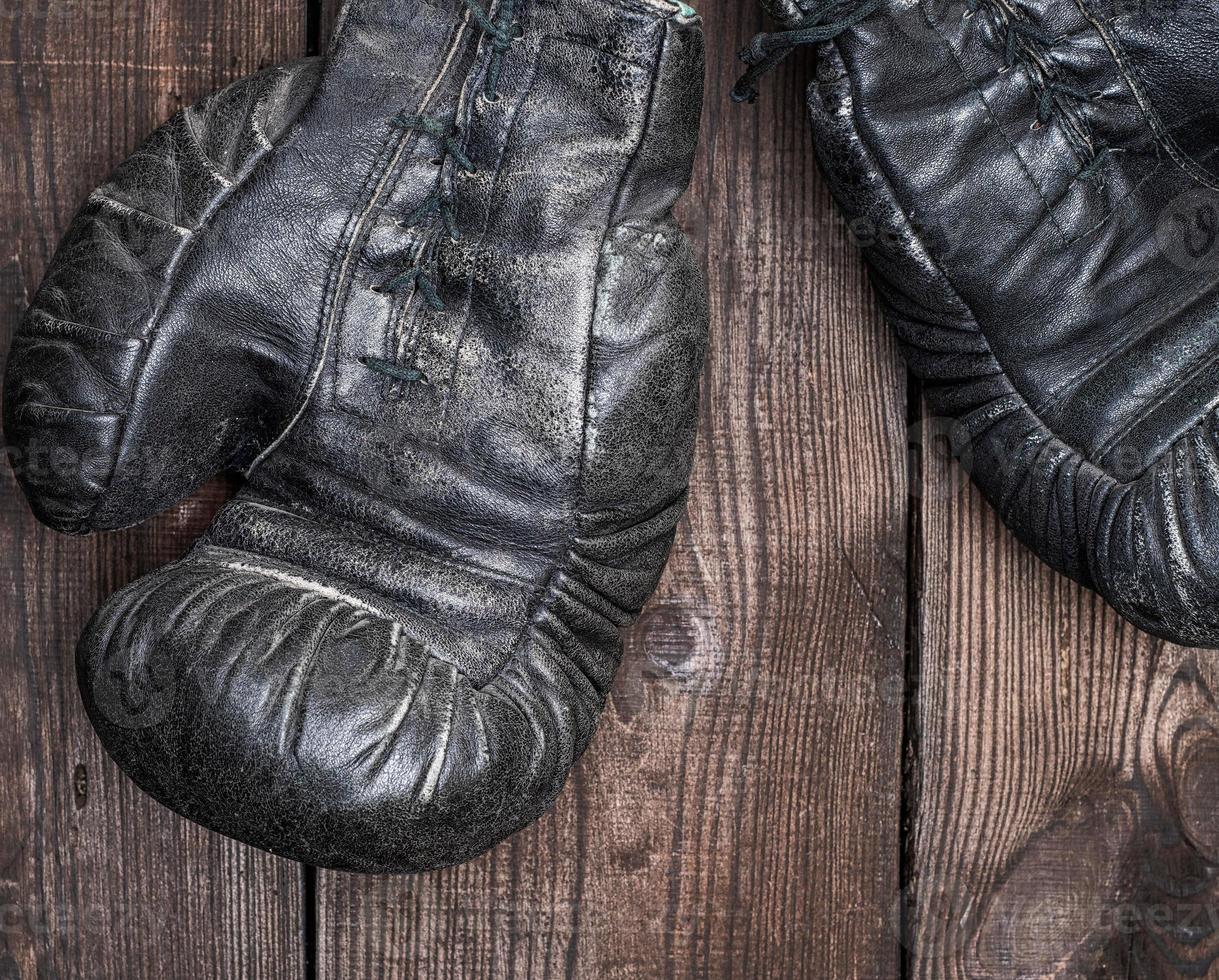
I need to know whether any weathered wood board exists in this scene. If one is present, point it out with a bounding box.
[6,0,1216,977]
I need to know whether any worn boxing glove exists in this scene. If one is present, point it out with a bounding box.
[736,0,1219,646]
[4,0,706,872]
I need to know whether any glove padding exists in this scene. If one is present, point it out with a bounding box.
[4,0,707,872]
[746,0,1219,646]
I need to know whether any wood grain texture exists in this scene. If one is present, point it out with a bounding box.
[0,0,306,977]
[909,420,1219,978]
[314,3,910,977]
[18,0,1219,978]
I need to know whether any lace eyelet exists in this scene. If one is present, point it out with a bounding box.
[1030,120,1044,131]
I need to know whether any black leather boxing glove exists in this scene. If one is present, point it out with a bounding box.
[4,0,707,872]
[736,0,1219,646]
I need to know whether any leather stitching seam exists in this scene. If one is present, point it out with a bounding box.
[424,19,505,441]
[476,10,675,695]
[1029,266,1218,429]
[1057,149,1164,246]
[926,0,1157,245]
[225,497,541,589]
[431,5,543,441]
[257,11,476,446]
[918,0,1069,243]
[1076,0,1219,192]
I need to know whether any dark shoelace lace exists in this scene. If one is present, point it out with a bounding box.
[964,0,1112,177]
[363,0,520,385]
[731,0,882,104]
[462,0,523,98]
[735,0,1113,182]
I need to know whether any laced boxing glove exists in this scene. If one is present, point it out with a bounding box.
[736,0,1219,646]
[4,0,707,872]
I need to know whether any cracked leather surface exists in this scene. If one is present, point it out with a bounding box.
[760,0,1219,646]
[3,0,707,872]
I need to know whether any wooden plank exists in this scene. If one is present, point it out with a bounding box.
[0,0,307,977]
[908,418,1219,977]
[314,2,909,977]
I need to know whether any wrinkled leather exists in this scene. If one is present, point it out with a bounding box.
[760,0,1219,646]
[3,0,707,872]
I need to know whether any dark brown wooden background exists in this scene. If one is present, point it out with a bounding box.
[3,0,1219,977]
